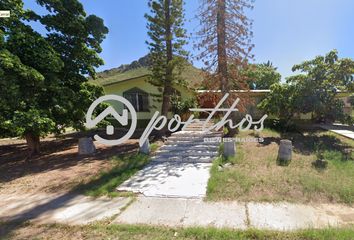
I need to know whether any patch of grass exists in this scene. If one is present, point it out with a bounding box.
[323,150,345,162]
[75,153,150,197]
[207,151,254,201]
[218,142,224,155]
[182,226,354,240]
[300,150,354,204]
[150,141,164,152]
[261,128,281,138]
[226,143,245,165]
[207,129,354,204]
[3,222,354,240]
[150,143,159,152]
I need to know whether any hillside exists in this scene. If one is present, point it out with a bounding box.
[92,55,203,88]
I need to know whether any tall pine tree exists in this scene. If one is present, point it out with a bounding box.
[196,0,254,136]
[145,0,188,136]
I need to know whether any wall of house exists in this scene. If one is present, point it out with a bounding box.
[102,77,352,126]
[103,76,194,121]
[197,91,353,121]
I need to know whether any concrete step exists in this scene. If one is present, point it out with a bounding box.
[168,136,221,141]
[182,126,213,128]
[155,150,218,156]
[156,150,219,157]
[171,131,220,136]
[182,128,217,132]
[182,126,215,130]
[150,123,221,163]
[183,123,214,126]
[151,155,216,163]
[164,140,220,146]
[160,145,219,151]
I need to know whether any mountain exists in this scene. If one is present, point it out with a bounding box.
[92,55,203,88]
[97,55,151,78]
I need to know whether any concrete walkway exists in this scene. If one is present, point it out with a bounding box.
[115,197,354,231]
[0,193,131,225]
[319,123,354,140]
[2,193,354,231]
[117,121,222,198]
[117,162,212,198]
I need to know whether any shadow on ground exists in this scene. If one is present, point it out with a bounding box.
[259,129,352,156]
[0,192,100,238]
[0,130,150,238]
[0,129,144,184]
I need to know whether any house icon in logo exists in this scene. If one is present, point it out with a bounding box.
[85,95,137,145]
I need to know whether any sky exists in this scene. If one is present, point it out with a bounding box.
[23,0,354,80]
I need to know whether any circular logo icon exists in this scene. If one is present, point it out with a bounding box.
[85,95,137,145]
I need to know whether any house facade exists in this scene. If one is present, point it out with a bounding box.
[97,71,352,125]
[100,74,195,126]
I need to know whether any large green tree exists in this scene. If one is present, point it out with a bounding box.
[258,83,304,126]
[259,50,354,125]
[246,62,281,90]
[145,0,188,136]
[0,0,108,157]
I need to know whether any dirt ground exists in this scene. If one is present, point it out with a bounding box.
[0,132,140,195]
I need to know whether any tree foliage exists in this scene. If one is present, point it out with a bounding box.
[196,0,254,70]
[170,94,197,118]
[349,95,354,106]
[196,0,254,92]
[258,83,299,123]
[259,50,354,125]
[0,0,108,156]
[145,0,188,135]
[196,0,254,136]
[246,62,281,90]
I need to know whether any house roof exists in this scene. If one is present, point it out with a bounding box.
[196,90,352,99]
[197,90,271,93]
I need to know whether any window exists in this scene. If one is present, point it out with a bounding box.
[123,88,149,112]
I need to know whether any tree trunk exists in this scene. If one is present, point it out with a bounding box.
[25,132,40,160]
[217,0,236,137]
[217,0,228,96]
[160,0,173,137]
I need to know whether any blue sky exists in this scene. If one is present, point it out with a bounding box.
[23,0,354,80]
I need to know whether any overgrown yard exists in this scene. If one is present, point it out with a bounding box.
[207,128,354,204]
[1,222,354,240]
[0,131,159,197]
